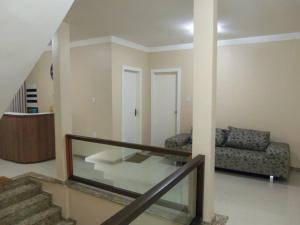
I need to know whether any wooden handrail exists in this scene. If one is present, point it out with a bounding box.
[66,134,192,157]
[65,134,192,198]
[65,134,204,225]
[100,155,205,225]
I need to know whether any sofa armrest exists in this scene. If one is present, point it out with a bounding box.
[165,133,191,149]
[266,142,290,160]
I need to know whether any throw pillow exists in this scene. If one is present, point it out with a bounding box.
[225,127,270,151]
[215,128,229,147]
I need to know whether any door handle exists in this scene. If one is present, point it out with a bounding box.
[134,109,137,117]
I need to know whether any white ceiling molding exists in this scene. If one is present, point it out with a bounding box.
[148,43,194,53]
[46,32,300,53]
[218,32,300,47]
[111,36,149,52]
[71,36,111,48]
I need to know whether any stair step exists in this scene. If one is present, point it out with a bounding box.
[73,158,113,185]
[0,193,51,225]
[16,206,62,225]
[0,183,41,210]
[0,178,31,193]
[55,220,76,225]
[0,177,11,186]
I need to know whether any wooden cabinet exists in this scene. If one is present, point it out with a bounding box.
[0,113,55,163]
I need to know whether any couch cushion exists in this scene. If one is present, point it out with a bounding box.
[216,128,229,147]
[165,133,191,149]
[225,127,270,151]
[215,147,270,175]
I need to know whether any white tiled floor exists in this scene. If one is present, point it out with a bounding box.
[0,158,300,225]
[215,170,300,225]
[0,159,56,178]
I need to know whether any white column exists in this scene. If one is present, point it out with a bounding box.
[192,0,217,222]
[52,23,72,181]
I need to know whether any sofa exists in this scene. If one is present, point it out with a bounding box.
[165,127,290,179]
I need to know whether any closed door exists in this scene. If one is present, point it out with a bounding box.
[122,69,141,144]
[151,71,179,147]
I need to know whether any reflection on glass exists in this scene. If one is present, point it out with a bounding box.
[129,170,197,225]
[72,139,190,197]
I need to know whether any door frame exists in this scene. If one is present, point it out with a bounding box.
[150,68,181,145]
[122,65,143,144]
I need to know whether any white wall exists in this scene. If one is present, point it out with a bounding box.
[0,0,74,116]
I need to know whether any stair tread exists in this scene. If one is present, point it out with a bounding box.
[0,183,40,201]
[0,178,30,193]
[16,206,61,225]
[0,178,76,225]
[0,177,11,186]
[0,193,50,218]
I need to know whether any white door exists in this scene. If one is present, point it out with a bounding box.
[151,70,180,147]
[122,68,141,144]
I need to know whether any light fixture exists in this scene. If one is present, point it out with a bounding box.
[183,22,194,35]
[217,22,227,34]
[182,21,227,35]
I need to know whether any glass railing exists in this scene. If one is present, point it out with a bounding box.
[66,135,192,197]
[101,155,205,225]
[65,135,204,225]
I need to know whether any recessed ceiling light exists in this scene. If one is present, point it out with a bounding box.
[183,22,228,35]
[217,22,227,33]
[183,22,194,35]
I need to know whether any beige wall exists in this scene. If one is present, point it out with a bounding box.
[26,51,54,112]
[26,39,300,167]
[71,44,112,139]
[149,50,194,134]
[111,43,150,144]
[68,188,121,225]
[35,181,70,218]
[27,43,113,139]
[52,23,73,180]
[217,40,300,168]
[36,179,182,225]
[149,40,300,168]
[69,188,182,225]
[27,44,192,145]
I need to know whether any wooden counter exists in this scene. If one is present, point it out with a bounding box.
[0,113,55,163]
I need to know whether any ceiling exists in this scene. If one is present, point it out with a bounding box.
[65,0,300,47]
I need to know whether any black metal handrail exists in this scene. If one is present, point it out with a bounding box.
[100,155,205,225]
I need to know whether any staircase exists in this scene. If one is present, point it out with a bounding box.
[0,178,76,225]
